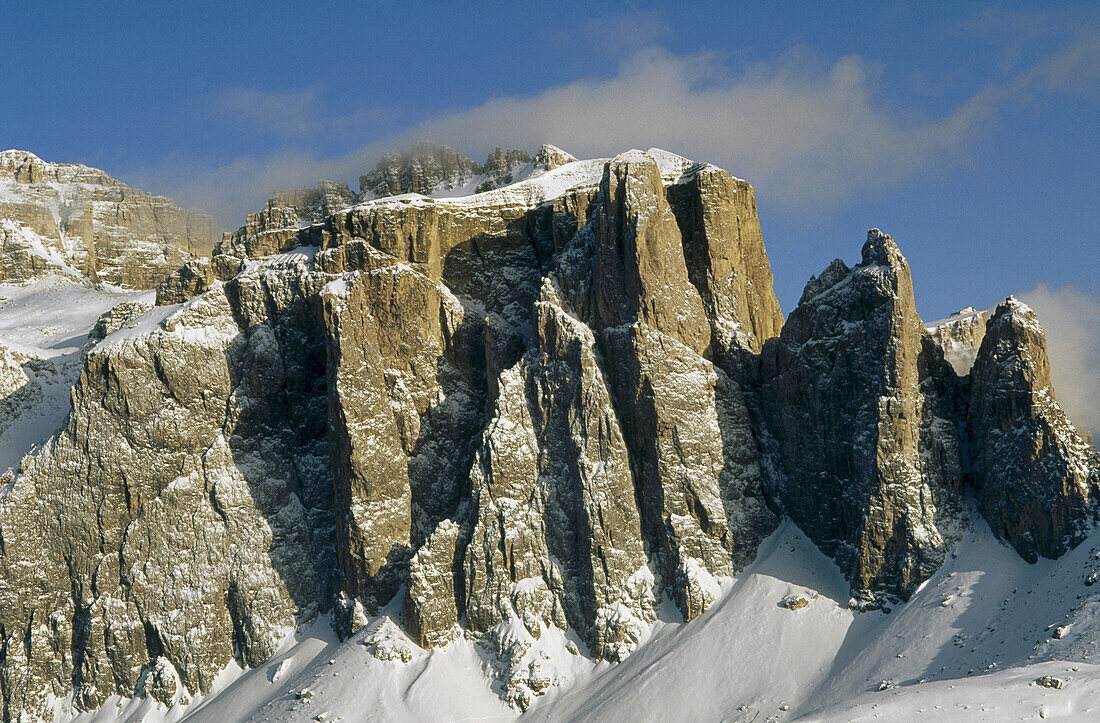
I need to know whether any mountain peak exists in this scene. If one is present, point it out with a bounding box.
[0,151,219,287]
[861,227,905,267]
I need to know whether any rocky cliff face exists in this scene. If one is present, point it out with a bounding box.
[967,298,1099,562]
[752,233,1098,607]
[0,150,219,288]
[0,148,788,715]
[312,148,782,704]
[0,251,336,717]
[217,144,574,278]
[359,141,482,198]
[927,306,993,374]
[236,180,356,242]
[759,230,965,605]
[357,142,572,201]
[0,146,1096,719]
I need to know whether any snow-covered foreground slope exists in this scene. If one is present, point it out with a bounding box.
[810,662,1100,721]
[71,515,1100,722]
[0,275,148,473]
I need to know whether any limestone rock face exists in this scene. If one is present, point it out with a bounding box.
[320,264,482,622]
[533,144,578,172]
[216,181,357,267]
[463,288,656,662]
[477,147,533,193]
[0,342,43,443]
[546,153,780,619]
[88,300,153,340]
[760,230,964,604]
[926,306,994,374]
[967,297,1099,562]
[217,143,560,271]
[0,253,335,718]
[668,164,784,354]
[74,147,777,712]
[2,145,1097,719]
[235,181,356,243]
[404,519,463,648]
[155,257,214,305]
[360,142,484,198]
[358,142,539,200]
[0,150,218,288]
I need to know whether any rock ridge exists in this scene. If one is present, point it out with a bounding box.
[0,148,1095,719]
[0,150,219,288]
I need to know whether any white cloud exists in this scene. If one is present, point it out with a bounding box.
[210,87,324,139]
[123,145,388,229]
[124,46,999,227]
[123,24,1100,233]
[1020,284,1100,439]
[1015,28,1100,95]
[410,48,996,212]
[205,86,402,143]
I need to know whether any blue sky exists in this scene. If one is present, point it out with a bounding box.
[4,1,1099,427]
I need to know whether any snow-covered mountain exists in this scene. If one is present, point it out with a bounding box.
[357,142,575,201]
[927,306,994,374]
[0,151,218,289]
[0,145,1096,722]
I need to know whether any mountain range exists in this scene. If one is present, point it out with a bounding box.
[0,143,1096,722]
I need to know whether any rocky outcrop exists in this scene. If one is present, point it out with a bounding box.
[0,148,791,717]
[1,145,1097,719]
[477,147,533,193]
[217,143,580,282]
[155,257,214,305]
[320,265,482,624]
[236,180,356,241]
[667,163,784,354]
[0,342,43,443]
[0,253,335,718]
[533,144,578,172]
[358,142,544,200]
[549,152,779,620]
[759,230,965,604]
[462,287,656,660]
[88,300,153,340]
[755,234,1098,605]
[927,306,993,374]
[0,150,218,288]
[967,297,1099,562]
[360,142,483,198]
[215,181,358,268]
[214,144,561,277]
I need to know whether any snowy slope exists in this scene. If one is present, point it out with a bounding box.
[0,275,148,473]
[65,510,1100,722]
[349,148,721,217]
[809,662,1100,721]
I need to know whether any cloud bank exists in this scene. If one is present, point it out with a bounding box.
[1020,284,1100,440]
[117,19,1100,444]
[123,46,1002,228]
[120,10,1099,230]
